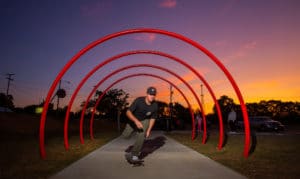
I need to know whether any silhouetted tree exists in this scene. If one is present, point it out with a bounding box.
[23,104,39,114]
[246,100,300,124]
[173,102,190,128]
[0,93,14,109]
[23,101,54,115]
[213,95,236,123]
[156,100,169,117]
[83,88,129,119]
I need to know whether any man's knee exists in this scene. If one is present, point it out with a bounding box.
[121,124,134,139]
[135,129,146,140]
[121,132,130,139]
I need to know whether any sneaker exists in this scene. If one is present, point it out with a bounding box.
[131,155,142,162]
[125,152,142,162]
[131,155,144,163]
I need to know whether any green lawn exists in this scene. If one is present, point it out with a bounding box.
[0,132,118,179]
[167,131,300,179]
[1,113,299,178]
[0,113,119,179]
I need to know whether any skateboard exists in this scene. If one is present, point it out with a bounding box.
[125,153,144,167]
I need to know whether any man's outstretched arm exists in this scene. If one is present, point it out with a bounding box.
[146,118,156,138]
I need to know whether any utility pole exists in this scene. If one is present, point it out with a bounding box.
[170,84,173,113]
[57,80,62,110]
[168,84,173,131]
[117,109,121,133]
[200,84,204,110]
[6,73,15,96]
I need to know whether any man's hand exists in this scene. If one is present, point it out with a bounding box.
[145,118,155,138]
[127,110,143,129]
[135,120,143,129]
[145,130,151,138]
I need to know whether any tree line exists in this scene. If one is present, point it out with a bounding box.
[1,91,299,125]
[212,95,300,124]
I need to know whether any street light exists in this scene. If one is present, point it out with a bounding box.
[56,80,71,110]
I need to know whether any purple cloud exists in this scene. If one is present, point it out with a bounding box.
[133,33,157,43]
[159,0,177,8]
[80,1,112,17]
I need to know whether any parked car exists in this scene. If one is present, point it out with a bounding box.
[236,116,284,132]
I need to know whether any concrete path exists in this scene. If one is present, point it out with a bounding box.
[50,131,246,179]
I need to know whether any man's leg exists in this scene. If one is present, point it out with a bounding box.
[121,122,135,139]
[123,122,138,161]
[131,119,150,157]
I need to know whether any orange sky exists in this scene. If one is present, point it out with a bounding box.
[1,0,299,114]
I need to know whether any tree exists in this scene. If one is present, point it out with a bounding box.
[156,100,169,117]
[90,88,129,119]
[246,100,300,124]
[213,95,236,123]
[0,92,14,109]
[172,102,190,128]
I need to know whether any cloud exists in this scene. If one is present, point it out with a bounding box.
[222,41,258,63]
[133,33,157,43]
[181,71,197,83]
[159,0,177,8]
[214,40,228,47]
[165,69,210,90]
[244,41,257,49]
[210,79,228,88]
[219,0,238,16]
[80,1,111,17]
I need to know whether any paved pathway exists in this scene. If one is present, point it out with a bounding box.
[50,131,246,179]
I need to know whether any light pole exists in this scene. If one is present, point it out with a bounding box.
[56,80,70,110]
[201,84,204,110]
[168,84,173,131]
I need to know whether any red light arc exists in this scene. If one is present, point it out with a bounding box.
[78,64,204,145]
[89,73,196,142]
[63,50,224,150]
[39,28,250,159]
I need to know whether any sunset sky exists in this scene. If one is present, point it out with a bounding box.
[1,0,299,113]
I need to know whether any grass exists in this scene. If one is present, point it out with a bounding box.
[167,131,300,179]
[1,112,299,178]
[0,113,119,179]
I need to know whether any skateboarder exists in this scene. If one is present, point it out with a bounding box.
[122,86,158,164]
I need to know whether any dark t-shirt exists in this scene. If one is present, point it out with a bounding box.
[128,97,158,121]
